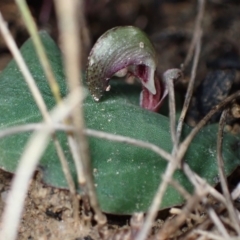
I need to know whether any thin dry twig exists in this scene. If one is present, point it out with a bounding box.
[170,208,201,222]
[193,229,227,240]
[168,179,192,200]
[162,69,182,148]
[207,207,230,239]
[53,0,106,225]
[163,73,176,145]
[183,164,227,205]
[167,78,176,144]
[157,186,208,240]
[217,109,240,234]
[159,169,221,240]
[177,0,205,149]
[176,29,202,144]
[85,129,173,162]
[78,0,91,67]
[232,182,240,201]
[177,89,240,163]
[0,12,49,119]
[0,88,82,240]
[0,124,173,163]
[182,0,205,70]
[0,124,73,138]
[220,215,238,231]
[182,201,240,240]
[136,164,175,240]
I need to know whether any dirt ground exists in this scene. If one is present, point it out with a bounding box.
[1,0,240,239]
[0,170,90,239]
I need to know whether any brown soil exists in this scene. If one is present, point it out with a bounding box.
[0,170,88,239]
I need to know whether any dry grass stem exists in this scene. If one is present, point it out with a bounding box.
[168,179,192,200]
[170,208,201,222]
[0,123,74,138]
[162,69,183,148]
[53,0,106,225]
[157,188,208,240]
[220,215,237,231]
[0,123,173,164]
[182,162,200,187]
[231,183,240,201]
[181,165,225,207]
[182,163,227,205]
[0,12,49,119]
[182,0,205,70]
[184,165,227,205]
[0,11,79,221]
[182,218,213,240]
[85,129,173,162]
[217,109,240,234]
[15,0,62,103]
[176,30,202,143]
[177,89,240,163]
[78,0,91,66]
[184,201,240,240]
[207,207,230,239]
[193,229,226,240]
[167,78,176,145]
[53,140,79,219]
[136,165,176,240]
[0,88,83,240]
[67,135,86,185]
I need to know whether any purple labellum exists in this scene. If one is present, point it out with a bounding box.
[140,74,163,112]
[86,26,165,112]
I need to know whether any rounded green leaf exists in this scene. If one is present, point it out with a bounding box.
[0,32,239,214]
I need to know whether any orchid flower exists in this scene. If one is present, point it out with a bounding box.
[86,26,180,112]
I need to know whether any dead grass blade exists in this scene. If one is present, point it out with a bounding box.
[14,0,62,103]
[176,30,202,144]
[182,0,206,70]
[53,0,106,225]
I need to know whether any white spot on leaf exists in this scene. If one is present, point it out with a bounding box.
[89,58,95,66]
[139,42,144,48]
[93,96,99,101]
[106,85,111,91]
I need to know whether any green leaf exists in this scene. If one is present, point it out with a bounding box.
[0,32,239,214]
